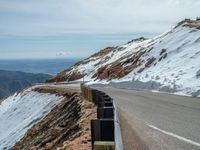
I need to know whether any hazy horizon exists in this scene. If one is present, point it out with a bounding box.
[0,58,81,75]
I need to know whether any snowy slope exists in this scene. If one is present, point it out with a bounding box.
[48,19,200,97]
[0,87,64,149]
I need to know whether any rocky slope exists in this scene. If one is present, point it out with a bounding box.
[47,19,200,97]
[0,70,51,100]
[0,85,96,150]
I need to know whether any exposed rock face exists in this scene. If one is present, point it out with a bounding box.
[11,86,96,150]
[145,57,156,68]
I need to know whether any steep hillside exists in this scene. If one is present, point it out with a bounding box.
[0,85,95,150]
[0,70,51,100]
[0,86,64,149]
[47,19,200,97]
[11,86,96,150]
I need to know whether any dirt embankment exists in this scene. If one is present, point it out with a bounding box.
[10,86,96,150]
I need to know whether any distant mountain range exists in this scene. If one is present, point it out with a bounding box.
[47,19,200,97]
[0,70,51,100]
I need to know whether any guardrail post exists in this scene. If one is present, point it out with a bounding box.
[91,119,115,150]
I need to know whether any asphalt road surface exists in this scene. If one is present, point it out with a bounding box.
[98,88,200,150]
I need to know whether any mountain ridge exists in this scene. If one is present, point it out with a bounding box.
[47,19,200,97]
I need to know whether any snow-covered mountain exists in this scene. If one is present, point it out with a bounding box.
[48,19,200,97]
[0,86,64,149]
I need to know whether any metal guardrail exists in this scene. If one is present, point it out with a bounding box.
[81,84,124,150]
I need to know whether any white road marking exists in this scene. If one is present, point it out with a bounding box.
[147,123,200,147]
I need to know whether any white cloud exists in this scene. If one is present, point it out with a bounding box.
[56,51,72,57]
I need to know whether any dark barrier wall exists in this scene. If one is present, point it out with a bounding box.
[81,84,123,150]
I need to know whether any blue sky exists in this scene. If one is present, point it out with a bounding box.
[0,0,200,59]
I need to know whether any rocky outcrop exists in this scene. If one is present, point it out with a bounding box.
[127,37,148,44]
[10,86,96,150]
[176,18,200,29]
[145,57,156,68]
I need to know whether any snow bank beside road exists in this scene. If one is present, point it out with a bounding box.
[91,80,200,98]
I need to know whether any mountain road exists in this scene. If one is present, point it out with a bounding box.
[97,87,200,150]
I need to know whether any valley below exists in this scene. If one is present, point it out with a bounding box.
[0,70,51,100]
